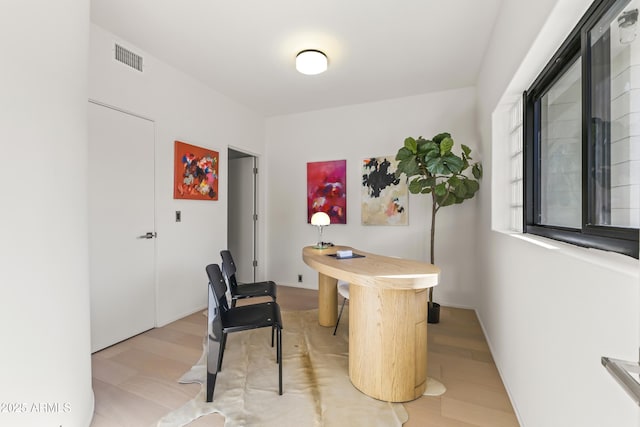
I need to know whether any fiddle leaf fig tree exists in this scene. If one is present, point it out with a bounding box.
[395,132,482,307]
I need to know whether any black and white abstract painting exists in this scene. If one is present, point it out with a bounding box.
[361,156,408,225]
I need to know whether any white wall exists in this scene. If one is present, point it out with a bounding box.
[477,1,640,426]
[265,87,481,308]
[89,24,266,325]
[0,1,94,426]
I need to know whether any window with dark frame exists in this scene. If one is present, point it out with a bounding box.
[524,0,639,259]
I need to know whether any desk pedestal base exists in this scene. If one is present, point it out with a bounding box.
[318,273,338,327]
[349,285,428,402]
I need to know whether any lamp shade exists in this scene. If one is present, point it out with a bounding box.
[311,211,330,226]
[296,50,328,75]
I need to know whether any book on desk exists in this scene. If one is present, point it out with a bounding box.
[327,249,365,259]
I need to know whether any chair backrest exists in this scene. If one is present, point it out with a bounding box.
[220,250,240,293]
[337,280,350,299]
[206,264,230,342]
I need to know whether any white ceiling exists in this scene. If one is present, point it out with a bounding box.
[90,0,502,117]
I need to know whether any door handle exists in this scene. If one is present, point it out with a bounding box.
[137,232,157,239]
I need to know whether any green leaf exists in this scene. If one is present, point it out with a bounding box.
[472,163,483,179]
[442,153,464,174]
[447,175,461,188]
[416,138,431,154]
[465,179,480,194]
[440,137,454,156]
[454,181,467,198]
[432,132,451,144]
[461,144,472,158]
[437,193,457,207]
[404,137,417,153]
[424,176,436,187]
[434,182,447,197]
[424,141,440,159]
[408,179,424,194]
[426,157,447,175]
[397,157,419,177]
[395,147,413,161]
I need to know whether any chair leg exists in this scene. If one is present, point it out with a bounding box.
[276,326,281,364]
[206,371,216,402]
[207,327,223,402]
[271,325,275,347]
[333,296,347,335]
[277,326,283,395]
[217,333,228,372]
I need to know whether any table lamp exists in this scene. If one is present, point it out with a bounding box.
[310,212,331,249]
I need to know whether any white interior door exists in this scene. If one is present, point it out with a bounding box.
[88,101,156,352]
[228,152,256,283]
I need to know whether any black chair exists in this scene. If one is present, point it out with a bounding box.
[205,263,283,402]
[220,249,277,307]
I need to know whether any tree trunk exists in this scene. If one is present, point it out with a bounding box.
[428,191,437,307]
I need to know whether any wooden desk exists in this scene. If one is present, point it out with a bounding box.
[302,245,440,402]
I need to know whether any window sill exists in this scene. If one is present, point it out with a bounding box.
[496,230,639,279]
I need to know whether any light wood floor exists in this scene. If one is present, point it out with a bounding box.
[90,286,519,427]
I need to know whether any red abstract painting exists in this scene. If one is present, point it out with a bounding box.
[174,140,219,200]
[307,159,347,224]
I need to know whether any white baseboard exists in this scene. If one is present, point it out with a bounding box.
[156,304,207,328]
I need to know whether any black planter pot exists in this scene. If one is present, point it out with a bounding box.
[427,302,440,324]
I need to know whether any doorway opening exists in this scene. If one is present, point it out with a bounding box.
[227,148,257,282]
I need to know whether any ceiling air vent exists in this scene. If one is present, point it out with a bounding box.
[114,43,143,72]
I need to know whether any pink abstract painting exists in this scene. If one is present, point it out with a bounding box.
[307,160,347,224]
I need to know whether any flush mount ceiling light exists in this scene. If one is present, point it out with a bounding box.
[296,49,328,75]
